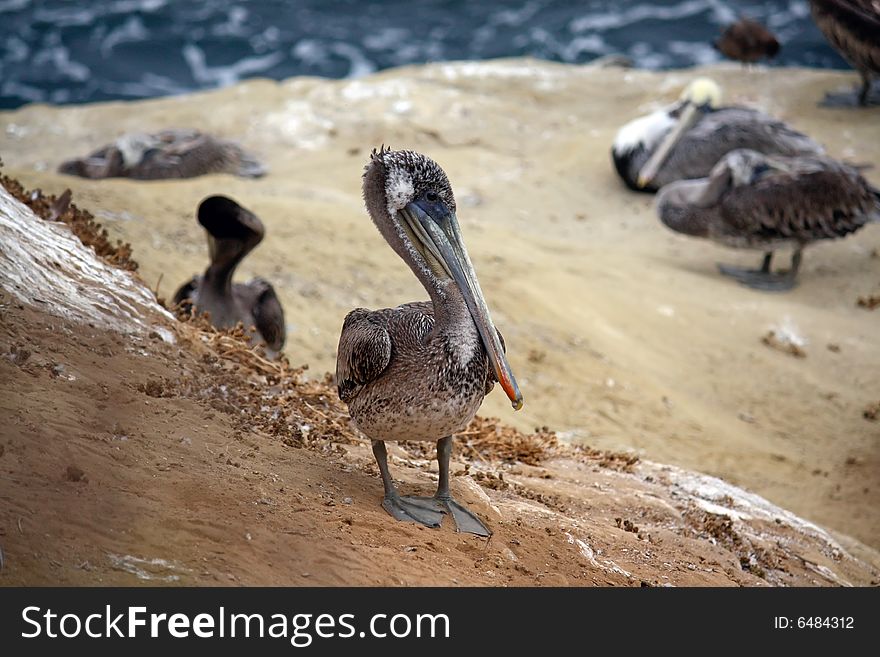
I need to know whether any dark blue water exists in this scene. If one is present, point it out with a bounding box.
[0,0,847,110]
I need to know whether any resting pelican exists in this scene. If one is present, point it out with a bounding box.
[173,196,286,354]
[656,149,880,290]
[59,129,266,180]
[809,0,880,106]
[612,78,824,192]
[714,17,780,65]
[336,147,522,536]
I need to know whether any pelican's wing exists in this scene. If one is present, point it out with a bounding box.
[722,158,877,240]
[688,108,823,157]
[336,308,394,403]
[171,275,199,312]
[336,303,435,403]
[814,0,880,38]
[249,279,286,352]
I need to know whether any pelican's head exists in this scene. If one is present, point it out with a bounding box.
[679,77,723,110]
[715,148,791,187]
[634,78,724,189]
[362,147,523,411]
[197,195,265,267]
[115,132,161,168]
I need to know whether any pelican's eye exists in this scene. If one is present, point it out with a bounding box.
[425,190,440,203]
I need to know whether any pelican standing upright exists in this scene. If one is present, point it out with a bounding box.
[336,148,523,536]
[809,0,880,106]
[655,149,880,290]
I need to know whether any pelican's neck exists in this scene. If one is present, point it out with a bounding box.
[414,268,481,359]
[432,278,474,328]
[698,168,732,206]
[201,242,247,303]
[203,261,236,298]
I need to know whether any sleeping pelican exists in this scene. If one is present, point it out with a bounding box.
[656,149,880,290]
[336,147,522,536]
[59,129,266,180]
[612,78,824,192]
[173,195,286,355]
[809,0,880,106]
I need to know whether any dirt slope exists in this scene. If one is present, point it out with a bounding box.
[1,181,877,586]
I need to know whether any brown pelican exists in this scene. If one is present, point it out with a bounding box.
[656,149,880,290]
[59,129,266,180]
[173,196,285,354]
[714,17,780,65]
[336,147,522,536]
[612,78,824,193]
[809,0,880,106]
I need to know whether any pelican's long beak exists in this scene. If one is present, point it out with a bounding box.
[637,103,703,189]
[401,200,524,410]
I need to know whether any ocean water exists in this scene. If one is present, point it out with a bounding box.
[0,0,848,109]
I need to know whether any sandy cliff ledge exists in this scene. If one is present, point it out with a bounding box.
[1,59,878,564]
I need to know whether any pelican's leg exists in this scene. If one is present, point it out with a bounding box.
[432,436,491,537]
[821,73,879,108]
[858,74,880,106]
[717,251,772,279]
[372,440,445,528]
[718,249,801,291]
[859,74,870,107]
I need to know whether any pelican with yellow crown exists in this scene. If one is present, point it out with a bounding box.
[612,78,825,192]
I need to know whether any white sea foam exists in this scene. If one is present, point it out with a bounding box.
[183,43,284,87]
[0,0,30,13]
[570,0,712,32]
[0,1,847,108]
[32,33,90,82]
[100,15,149,56]
[291,40,376,79]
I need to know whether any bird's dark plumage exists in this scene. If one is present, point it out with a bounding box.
[334,147,520,535]
[173,195,285,354]
[714,17,780,64]
[809,0,880,105]
[59,129,266,180]
[613,104,823,192]
[656,149,879,289]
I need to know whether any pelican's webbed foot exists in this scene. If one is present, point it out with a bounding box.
[435,494,492,537]
[383,494,491,535]
[371,437,492,536]
[718,250,801,292]
[820,79,880,108]
[403,495,491,536]
[382,493,446,528]
[717,264,799,291]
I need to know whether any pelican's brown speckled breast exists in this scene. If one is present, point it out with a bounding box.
[345,302,493,442]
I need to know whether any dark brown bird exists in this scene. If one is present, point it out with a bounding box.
[656,149,880,290]
[59,129,266,180]
[714,17,780,65]
[336,148,523,536]
[810,0,880,106]
[173,196,285,355]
